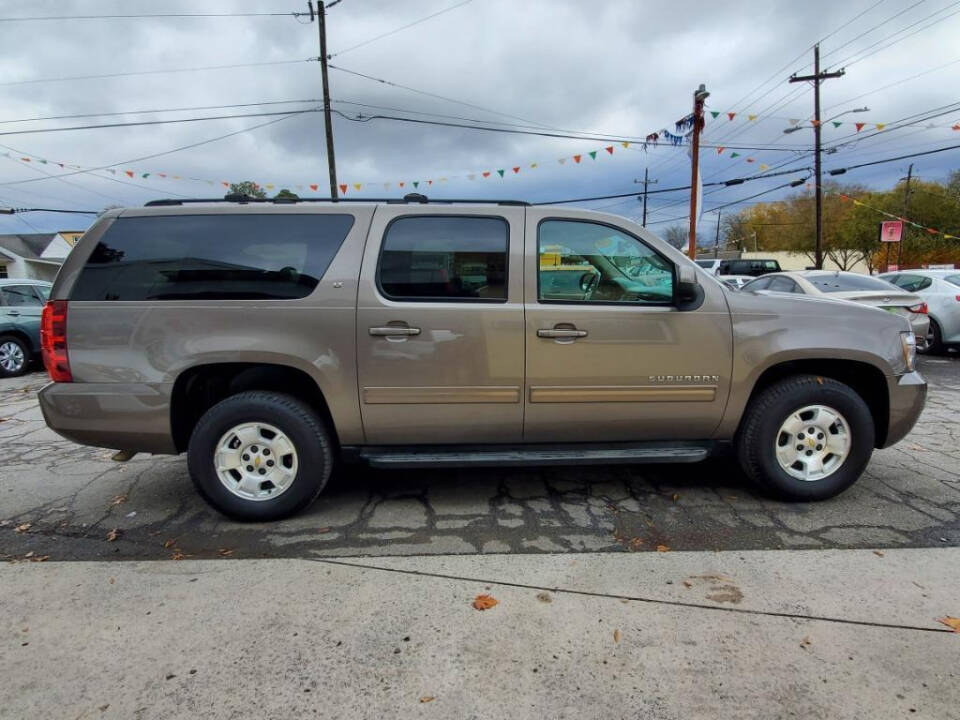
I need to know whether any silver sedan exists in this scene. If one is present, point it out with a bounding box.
[879,269,960,353]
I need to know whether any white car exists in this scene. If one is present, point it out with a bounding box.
[695,259,722,274]
[717,274,753,290]
[879,269,960,353]
[742,271,931,347]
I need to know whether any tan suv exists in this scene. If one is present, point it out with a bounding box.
[38,196,926,520]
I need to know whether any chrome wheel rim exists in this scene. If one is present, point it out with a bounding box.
[774,404,851,482]
[0,341,25,373]
[214,422,298,501]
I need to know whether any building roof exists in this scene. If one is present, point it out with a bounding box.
[0,233,58,260]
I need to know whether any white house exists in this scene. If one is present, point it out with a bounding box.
[0,232,82,281]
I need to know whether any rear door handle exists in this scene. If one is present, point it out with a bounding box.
[369,326,421,337]
[537,328,587,338]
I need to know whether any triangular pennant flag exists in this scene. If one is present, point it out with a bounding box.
[497,169,505,177]
[530,163,537,169]
[952,124,960,131]
[142,173,150,178]
[875,123,885,131]
[621,141,630,149]
[265,184,274,190]
[413,181,419,188]
[222,181,229,187]
[158,173,166,178]
[399,181,405,188]
[746,158,755,163]
[927,228,938,235]
[760,164,768,170]
[125,170,134,178]
[309,184,318,191]
[339,183,347,194]
[730,152,740,158]
[383,183,390,190]
[427,180,433,186]
[107,168,116,174]
[588,151,597,160]
[605,146,614,154]
[558,158,566,165]
[573,155,581,163]
[710,111,720,118]
[482,171,491,177]
[717,147,725,154]
[748,114,757,122]
[207,180,213,186]
[832,121,842,128]
[353,183,362,191]
[39,159,48,164]
[855,123,865,132]
[789,118,800,126]
[727,112,736,121]
[512,166,520,173]
[439,177,447,183]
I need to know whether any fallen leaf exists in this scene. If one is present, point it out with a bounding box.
[800,636,811,648]
[656,544,670,553]
[109,494,127,507]
[24,551,33,558]
[613,629,621,643]
[14,523,31,533]
[472,594,498,611]
[682,580,692,588]
[317,527,331,534]
[938,616,960,632]
[218,548,234,557]
[162,538,177,549]
[873,550,884,557]
[31,555,49,563]
[419,696,435,703]
[672,493,679,503]
[536,592,553,604]
[815,376,824,385]
[171,550,190,561]
[628,537,644,551]
[109,577,115,584]
[106,528,122,542]
[21,627,28,633]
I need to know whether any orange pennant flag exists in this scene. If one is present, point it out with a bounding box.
[482,171,490,178]
[727,112,736,121]
[309,184,318,191]
[573,155,581,163]
[339,184,347,194]
[221,181,229,187]
[952,124,960,131]
[399,181,405,188]
[605,146,614,154]
[717,147,725,154]
[855,123,865,132]
[512,166,520,173]
[125,170,134,178]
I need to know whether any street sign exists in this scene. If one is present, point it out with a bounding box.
[886,264,899,272]
[879,220,903,243]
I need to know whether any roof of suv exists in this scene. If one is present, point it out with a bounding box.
[0,278,51,286]
[143,193,530,208]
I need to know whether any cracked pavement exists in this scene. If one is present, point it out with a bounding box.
[1,355,958,562]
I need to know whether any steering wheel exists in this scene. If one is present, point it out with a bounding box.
[579,271,599,299]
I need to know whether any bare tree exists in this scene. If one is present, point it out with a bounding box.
[662,225,688,250]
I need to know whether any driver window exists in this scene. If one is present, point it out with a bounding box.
[538,220,674,304]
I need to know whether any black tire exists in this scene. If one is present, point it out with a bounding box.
[187,391,333,521]
[737,375,875,501]
[0,335,31,378]
[922,318,944,355]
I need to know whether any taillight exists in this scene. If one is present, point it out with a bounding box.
[907,302,928,314]
[41,300,72,382]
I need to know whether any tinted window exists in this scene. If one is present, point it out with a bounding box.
[946,274,960,288]
[889,274,932,292]
[539,220,673,303]
[695,260,715,269]
[744,277,771,291]
[1,285,43,307]
[378,216,508,301]
[807,274,899,293]
[71,214,354,301]
[769,276,798,293]
[33,285,50,301]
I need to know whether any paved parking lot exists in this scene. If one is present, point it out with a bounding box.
[2,355,958,562]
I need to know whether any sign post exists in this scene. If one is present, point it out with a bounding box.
[878,220,903,273]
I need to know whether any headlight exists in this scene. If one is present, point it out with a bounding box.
[900,331,916,373]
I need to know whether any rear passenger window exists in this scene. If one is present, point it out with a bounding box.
[70,214,354,301]
[1,285,43,306]
[378,216,508,301]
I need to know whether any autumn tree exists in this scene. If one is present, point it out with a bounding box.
[227,181,266,199]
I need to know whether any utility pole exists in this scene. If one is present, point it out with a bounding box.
[789,44,844,269]
[687,84,709,260]
[633,168,658,226]
[309,0,339,199]
[714,208,722,257]
[898,163,913,269]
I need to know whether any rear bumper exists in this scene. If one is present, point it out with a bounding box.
[881,371,927,448]
[38,381,176,455]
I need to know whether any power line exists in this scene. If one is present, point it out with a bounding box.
[0,12,305,21]
[330,0,473,57]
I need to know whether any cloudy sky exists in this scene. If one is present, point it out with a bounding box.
[0,0,958,235]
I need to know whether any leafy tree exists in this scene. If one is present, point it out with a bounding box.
[274,188,299,200]
[227,181,266,199]
[662,224,687,250]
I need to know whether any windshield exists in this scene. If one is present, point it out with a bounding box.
[807,274,899,293]
[945,274,960,288]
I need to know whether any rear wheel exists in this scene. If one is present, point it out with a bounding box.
[187,391,333,521]
[737,375,875,501]
[0,335,30,378]
[923,318,944,355]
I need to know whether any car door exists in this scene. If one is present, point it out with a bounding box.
[0,284,44,351]
[355,206,525,445]
[523,209,733,442]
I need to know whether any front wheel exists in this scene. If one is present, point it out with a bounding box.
[187,391,333,521]
[0,335,31,378]
[922,318,944,355]
[737,375,875,501]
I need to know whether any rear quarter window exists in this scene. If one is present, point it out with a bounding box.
[70,214,354,301]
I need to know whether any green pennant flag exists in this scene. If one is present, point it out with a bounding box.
[832,121,842,128]
[142,173,150,178]
[710,111,720,118]
[730,152,740,158]
[497,169,505,177]
[588,150,597,160]
[413,181,419,188]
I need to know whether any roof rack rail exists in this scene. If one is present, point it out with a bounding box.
[144,193,529,207]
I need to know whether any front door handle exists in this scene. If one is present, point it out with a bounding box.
[537,328,587,339]
[369,326,421,337]
[7,310,20,317]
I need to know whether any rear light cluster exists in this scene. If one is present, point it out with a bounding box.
[41,300,72,382]
[907,302,928,314]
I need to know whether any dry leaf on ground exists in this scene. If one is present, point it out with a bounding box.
[106,528,122,542]
[937,616,960,632]
[317,527,331,534]
[682,580,692,588]
[672,494,679,503]
[613,629,621,643]
[171,550,191,561]
[873,550,884,557]
[800,636,811,648]
[14,523,31,533]
[218,548,234,557]
[656,544,670,552]
[419,696,435,703]
[472,594,498,611]
[536,592,553,603]
[109,494,127,507]
[162,538,177,549]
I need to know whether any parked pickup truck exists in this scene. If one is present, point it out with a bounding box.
[38,196,926,521]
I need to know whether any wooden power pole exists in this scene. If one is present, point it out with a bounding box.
[310,0,339,199]
[634,168,658,227]
[789,44,844,269]
[687,84,709,260]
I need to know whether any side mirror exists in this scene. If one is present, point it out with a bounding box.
[676,263,704,309]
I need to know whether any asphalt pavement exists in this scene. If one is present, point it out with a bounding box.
[2,354,958,562]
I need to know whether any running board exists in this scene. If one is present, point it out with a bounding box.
[354,443,712,469]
